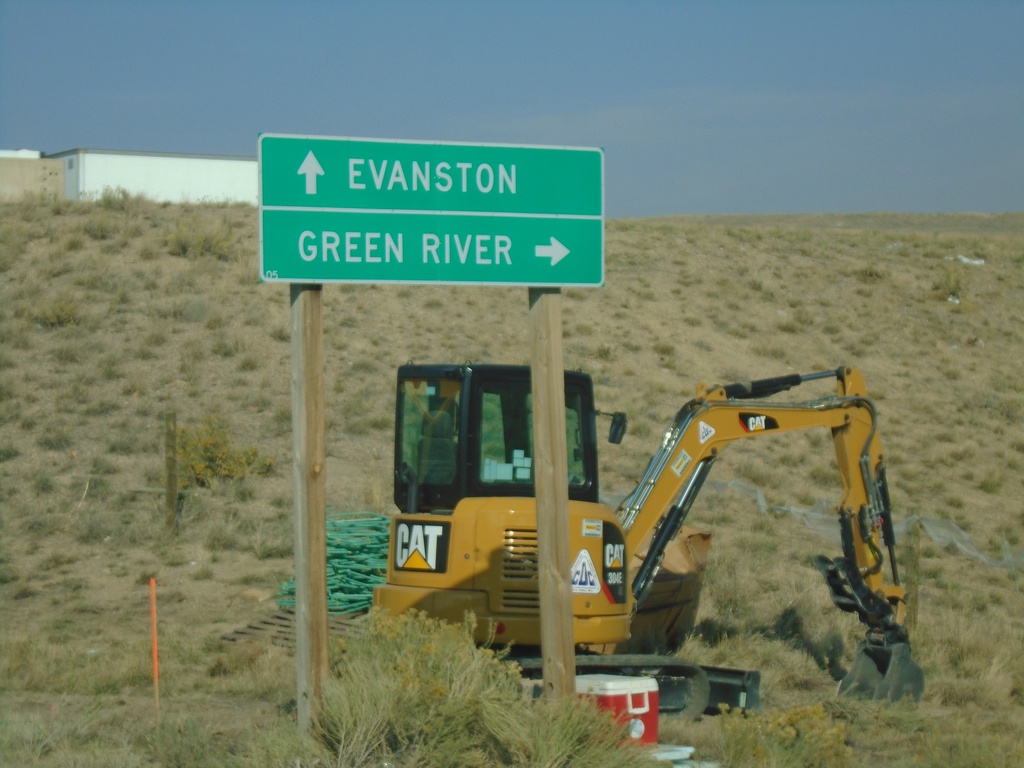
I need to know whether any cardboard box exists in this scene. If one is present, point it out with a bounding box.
[576,674,659,744]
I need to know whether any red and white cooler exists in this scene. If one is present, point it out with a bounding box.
[575,674,659,744]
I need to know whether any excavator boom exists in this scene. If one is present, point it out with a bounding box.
[617,366,923,702]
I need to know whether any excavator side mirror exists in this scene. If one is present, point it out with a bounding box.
[608,412,627,445]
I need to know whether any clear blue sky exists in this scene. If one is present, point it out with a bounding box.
[1,0,1021,217]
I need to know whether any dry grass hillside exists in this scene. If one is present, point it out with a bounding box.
[1,191,1023,766]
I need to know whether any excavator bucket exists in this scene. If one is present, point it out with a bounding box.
[839,639,925,703]
[813,554,925,703]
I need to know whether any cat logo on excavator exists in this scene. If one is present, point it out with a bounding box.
[394,521,450,572]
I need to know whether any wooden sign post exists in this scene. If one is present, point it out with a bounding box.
[290,283,329,732]
[528,287,576,699]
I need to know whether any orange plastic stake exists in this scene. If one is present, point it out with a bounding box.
[150,577,159,713]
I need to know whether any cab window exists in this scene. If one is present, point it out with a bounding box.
[398,378,460,485]
[477,381,586,487]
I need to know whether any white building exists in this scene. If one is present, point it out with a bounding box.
[0,149,43,159]
[46,148,257,204]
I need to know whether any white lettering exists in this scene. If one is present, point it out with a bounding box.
[499,164,516,194]
[350,157,512,195]
[365,232,380,262]
[605,543,625,568]
[435,162,452,192]
[387,233,403,262]
[369,159,387,189]
[345,231,360,262]
[327,231,403,263]
[421,233,512,265]
[349,159,365,190]
[421,525,442,567]
[476,164,493,193]
[423,233,440,263]
[323,232,340,262]
[348,159,517,195]
[495,235,511,264]
[475,235,491,264]
[299,230,317,261]
[395,523,410,566]
[412,161,429,191]
[299,231,347,261]
[455,234,471,264]
[395,522,444,569]
[748,415,766,431]
[387,162,408,191]
[456,162,472,191]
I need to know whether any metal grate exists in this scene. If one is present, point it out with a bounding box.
[503,528,539,579]
[502,528,539,611]
[502,589,540,611]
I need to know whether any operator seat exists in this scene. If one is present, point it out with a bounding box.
[417,411,457,484]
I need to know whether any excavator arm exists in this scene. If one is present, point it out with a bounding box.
[616,366,924,702]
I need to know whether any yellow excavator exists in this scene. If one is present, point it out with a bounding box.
[373,363,925,714]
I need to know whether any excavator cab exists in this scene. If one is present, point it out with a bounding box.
[393,363,602,514]
[378,363,635,651]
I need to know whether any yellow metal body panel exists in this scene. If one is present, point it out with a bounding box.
[373,497,633,646]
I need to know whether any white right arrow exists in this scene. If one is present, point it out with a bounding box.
[535,237,570,266]
[297,150,324,195]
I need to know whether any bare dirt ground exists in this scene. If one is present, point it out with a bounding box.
[2,197,1023,765]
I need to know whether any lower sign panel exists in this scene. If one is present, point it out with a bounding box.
[260,210,603,287]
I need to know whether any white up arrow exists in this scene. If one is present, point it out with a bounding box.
[297,151,324,195]
[534,237,569,266]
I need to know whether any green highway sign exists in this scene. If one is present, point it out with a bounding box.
[258,134,604,287]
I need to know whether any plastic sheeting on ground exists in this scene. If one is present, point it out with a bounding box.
[704,479,1024,573]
